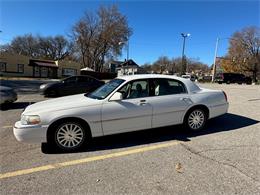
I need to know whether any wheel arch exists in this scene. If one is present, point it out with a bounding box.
[183,104,210,123]
[46,117,92,142]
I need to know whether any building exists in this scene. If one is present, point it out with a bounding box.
[117,59,146,76]
[108,59,145,76]
[0,52,82,78]
[108,60,124,73]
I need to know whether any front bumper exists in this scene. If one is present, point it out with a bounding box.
[13,121,48,143]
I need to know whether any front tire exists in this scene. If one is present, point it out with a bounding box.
[185,109,207,131]
[50,121,88,152]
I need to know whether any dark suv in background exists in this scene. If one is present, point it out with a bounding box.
[215,73,252,84]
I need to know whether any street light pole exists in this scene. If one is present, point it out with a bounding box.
[126,38,129,61]
[181,33,190,75]
[212,37,219,82]
[119,37,129,61]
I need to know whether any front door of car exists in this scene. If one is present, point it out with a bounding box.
[148,78,191,128]
[101,79,153,135]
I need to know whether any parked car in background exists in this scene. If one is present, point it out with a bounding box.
[0,86,17,105]
[39,75,105,97]
[181,74,196,81]
[198,75,212,83]
[215,73,252,84]
[14,74,228,152]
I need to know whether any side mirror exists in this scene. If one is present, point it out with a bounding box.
[110,92,123,101]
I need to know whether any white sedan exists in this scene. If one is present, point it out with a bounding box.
[13,74,228,152]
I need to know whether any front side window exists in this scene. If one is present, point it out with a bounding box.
[87,79,125,100]
[152,78,186,96]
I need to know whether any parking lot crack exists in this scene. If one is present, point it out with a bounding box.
[193,145,260,154]
[180,143,259,184]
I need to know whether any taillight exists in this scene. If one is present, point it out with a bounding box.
[222,91,228,102]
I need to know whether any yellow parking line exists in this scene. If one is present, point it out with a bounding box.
[2,125,13,129]
[0,141,182,180]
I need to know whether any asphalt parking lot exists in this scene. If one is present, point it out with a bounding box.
[0,81,260,195]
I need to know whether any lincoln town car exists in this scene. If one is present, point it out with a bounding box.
[14,74,228,152]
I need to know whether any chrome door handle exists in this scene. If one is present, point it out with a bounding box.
[180,97,189,101]
[180,97,193,104]
[139,99,147,106]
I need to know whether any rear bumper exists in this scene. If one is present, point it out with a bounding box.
[209,102,229,119]
[13,121,48,143]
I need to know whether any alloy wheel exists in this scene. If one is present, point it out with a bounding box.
[187,109,205,130]
[55,123,85,149]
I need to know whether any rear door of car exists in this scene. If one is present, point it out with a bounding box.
[148,78,191,128]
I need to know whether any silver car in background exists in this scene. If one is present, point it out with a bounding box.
[0,86,18,105]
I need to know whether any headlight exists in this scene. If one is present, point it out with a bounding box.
[40,84,46,89]
[21,115,41,125]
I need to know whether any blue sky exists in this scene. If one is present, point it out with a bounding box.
[0,0,259,66]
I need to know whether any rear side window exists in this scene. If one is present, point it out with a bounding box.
[151,78,186,96]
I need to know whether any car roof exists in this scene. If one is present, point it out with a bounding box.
[65,75,98,80]
[117,74,200,93]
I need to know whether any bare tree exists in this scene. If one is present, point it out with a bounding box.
[153,56,171,73]
[72,5,131,72]
[72,13,99,68]
[38,35,72,60]
[3,34,72,60]
[141,56,209,74]
[223,26,260,82]
[8,34,39,57]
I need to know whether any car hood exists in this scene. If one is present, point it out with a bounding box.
[23,94,101,115]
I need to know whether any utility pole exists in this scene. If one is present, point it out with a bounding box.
[212,37,219,82]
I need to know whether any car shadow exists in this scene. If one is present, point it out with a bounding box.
[0,102,35,111]
[41,113,259,154]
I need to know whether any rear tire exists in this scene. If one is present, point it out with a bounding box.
[184,108,207,131]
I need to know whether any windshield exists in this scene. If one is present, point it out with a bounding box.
[86,79,125,100]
